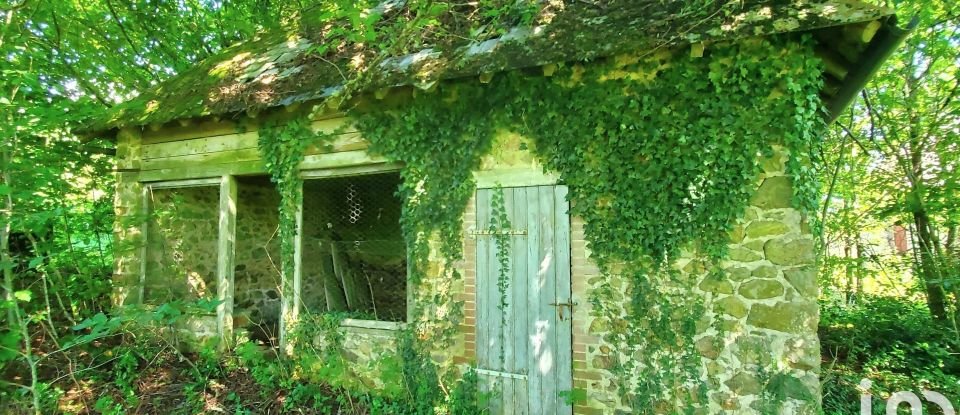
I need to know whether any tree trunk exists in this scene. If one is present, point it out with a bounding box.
[1,160,15,327]
[844,239,854,304]
[913,209,948,320]
[947,224,957,256]
[855,242,864,299]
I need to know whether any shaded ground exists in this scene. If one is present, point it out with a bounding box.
[0,328,341,415]
[54,349,295,414]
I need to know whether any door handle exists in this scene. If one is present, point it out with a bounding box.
[549,301,576,321]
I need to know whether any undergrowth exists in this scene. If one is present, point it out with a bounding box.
[820,295,960,415]
[2,303,484,414]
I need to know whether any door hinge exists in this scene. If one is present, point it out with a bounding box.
[468,227,527,239]
[549,300,577,321]
[475,368,528,380]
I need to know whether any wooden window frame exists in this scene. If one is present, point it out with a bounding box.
[285,163,407,344]
[138,177,236,349]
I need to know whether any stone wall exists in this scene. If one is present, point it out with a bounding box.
[112,44,822,413]
[143,186,220,304]
[233,176,283,342]
[112,128,144,306]
[698,146,820,414]
[573,146,820,414]
[310,320,402,390]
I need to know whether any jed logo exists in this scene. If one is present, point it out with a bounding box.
[860,379,956,415]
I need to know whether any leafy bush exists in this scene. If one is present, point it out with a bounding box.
[820,295,960,414]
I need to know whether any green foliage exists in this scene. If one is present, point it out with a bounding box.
[516,41,822,266]
[258,116,336,287]
[821,296,960,414]
[397,330,442,414]
[513,38,821,410]
[355,82,496,283]
[488,184,511,364]
[0,0,887,413]
[94,396,124,415]
[352,81,498,386]
[446,367,485,415]
[558,388,588,406]
[822,0,960,323]
[255,88,489,413]
[350,36,823,411]
[235,341,284,390]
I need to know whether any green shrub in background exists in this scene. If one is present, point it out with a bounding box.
[820,295,960,414]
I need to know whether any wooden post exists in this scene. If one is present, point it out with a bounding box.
[216,175,238,349]
[138,185,151,305]
[293,197,304,331]
[279,183,304,354]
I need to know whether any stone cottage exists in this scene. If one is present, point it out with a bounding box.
[86,1,907,413]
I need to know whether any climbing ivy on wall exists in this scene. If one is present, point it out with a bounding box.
[488,184,512,365]
[499,37,825,409]
[257,34,825,413]
[353,82,500,350]
[257,116,336,310]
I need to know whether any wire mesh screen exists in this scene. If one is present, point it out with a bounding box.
[301,172,407,321]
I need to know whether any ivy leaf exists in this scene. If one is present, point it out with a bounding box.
[0,330,21,362]
[195,298,223,313]
[13,290,31,302]
[73,312,109,331]
[28,256,45,269]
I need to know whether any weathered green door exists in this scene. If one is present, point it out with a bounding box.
[475,185,573,415]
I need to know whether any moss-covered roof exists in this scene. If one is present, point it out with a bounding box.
[86,0,894,133]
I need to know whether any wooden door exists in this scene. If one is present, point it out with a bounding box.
[475,185,572,415]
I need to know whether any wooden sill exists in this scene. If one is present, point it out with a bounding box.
[340,319,405,331]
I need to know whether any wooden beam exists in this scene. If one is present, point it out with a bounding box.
[147,177,222,189]
[138,185,151,305]
[815,45,851,80]
[474,167,560,189]
[142,148,263,171]
[142,131,364,165]
[142,118,257,145]
[216,175,238,349]
[300,162,402,179]
[142,131,259,159]
[279,182,304,355]
[293,198,303,325]
[138,160,266,182]
[301,150,388,171]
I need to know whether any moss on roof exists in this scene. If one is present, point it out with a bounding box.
[86,0,892,132]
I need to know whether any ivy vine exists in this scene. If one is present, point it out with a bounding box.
[488,184,511,365]
[256,34,825,414]
[502,36,823,410]
[358,36,822,412]
[256,115,336,327]
[352,81,500,352]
